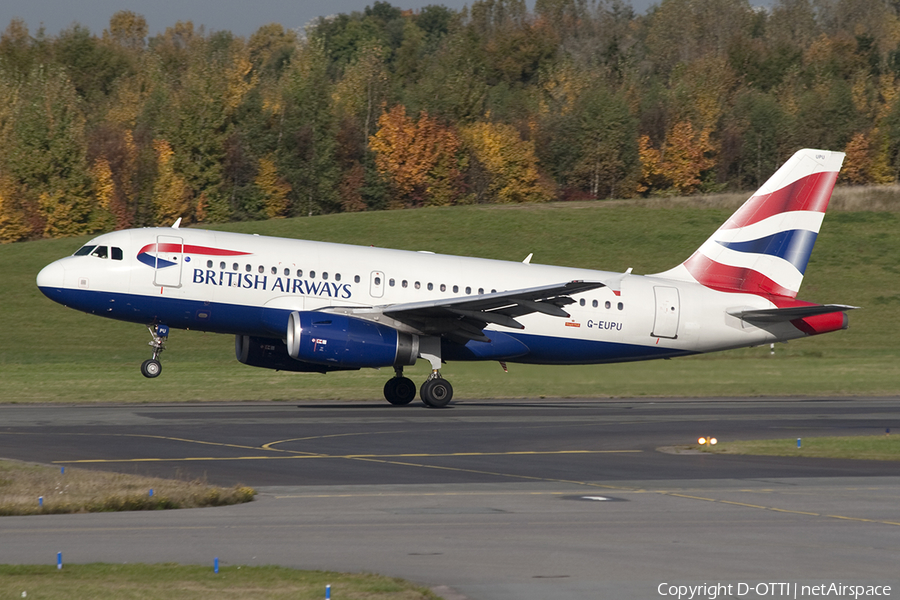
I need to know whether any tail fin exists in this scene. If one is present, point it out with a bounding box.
[657,149,845,298]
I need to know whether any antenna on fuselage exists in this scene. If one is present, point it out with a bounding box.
[522,253,533,264]
[172,218,182,229]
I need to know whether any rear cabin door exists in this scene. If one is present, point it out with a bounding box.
[651,286,680,339]
[153,235,184,288]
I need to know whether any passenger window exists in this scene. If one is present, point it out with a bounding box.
[258,265,264,273]
[592,300,598,308]
[245,264,251,272]
[440,284,446,292]
[389,278,395,287]
[271,267,277,275]
[335,274,341,282]
[354,275,360,283]
[91,246,108,259]
[233,263,239,271]
[323,272,329,280]
[478,288,484,294]
[284,268,290,276]
[605,301,611,309]
[579,298,585,306]
[414,281,421,289]
[297,269,303,277]
[111,247,123,261]
[74,245,95,256]
[221,262,226,270]
[402,280,408,288]
[310,271,316,278]
[453,285,459,293]
[427,283,433,291]
[207,260,213,268]
[617,302,624,310]
[465,286,471,295]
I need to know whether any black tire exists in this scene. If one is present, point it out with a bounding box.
[384,377,415,405]
[420,378,453,408]
[141,359,162,378]
[392,377,416,405]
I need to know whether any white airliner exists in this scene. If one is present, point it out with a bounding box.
[37,148,855,407]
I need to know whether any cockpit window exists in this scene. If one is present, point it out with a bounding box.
[74,245,95,256]
[111,247,123,260]
[90,246,109,259]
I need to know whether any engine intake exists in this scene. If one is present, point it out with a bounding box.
[286,311,418,369]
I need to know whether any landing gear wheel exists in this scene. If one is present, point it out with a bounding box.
[420,378,453,408]
[384,377,416,405]
[141,359,162,378]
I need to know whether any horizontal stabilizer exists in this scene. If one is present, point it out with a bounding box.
[728,304,857,323]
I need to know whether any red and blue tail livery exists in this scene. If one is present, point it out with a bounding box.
[666,150,843,299]
[37,149,855,407]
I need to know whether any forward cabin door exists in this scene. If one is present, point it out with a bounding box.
[652,286,680,339]
[153,235,184,288]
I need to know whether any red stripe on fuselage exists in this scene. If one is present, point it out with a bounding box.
[138,243,251,256]
[722,171,838,230]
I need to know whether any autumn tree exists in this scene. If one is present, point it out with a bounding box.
[151,139,192,225]
[460,120,552,203]
[255,154,292,218]
[369,104,465,207]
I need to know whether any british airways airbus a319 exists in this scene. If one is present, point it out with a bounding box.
[37,149,855,407]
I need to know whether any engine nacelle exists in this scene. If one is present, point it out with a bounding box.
[286,311,418,369]
[235,335,353,373]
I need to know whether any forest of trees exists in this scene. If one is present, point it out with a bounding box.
[2,0,900,242]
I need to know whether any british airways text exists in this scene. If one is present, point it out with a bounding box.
[192,269,352,298]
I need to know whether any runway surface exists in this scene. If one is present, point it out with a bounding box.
[2,397,899,599]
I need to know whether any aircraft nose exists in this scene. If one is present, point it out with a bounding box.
[36,260,66,294]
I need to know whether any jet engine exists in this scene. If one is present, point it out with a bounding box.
[235,335,352,373]
[286,311,418,369]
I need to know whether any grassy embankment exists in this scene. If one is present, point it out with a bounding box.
[0,459,254,515]
[1,189,898,403]
[0,564,439,600]
[696,434,900,461]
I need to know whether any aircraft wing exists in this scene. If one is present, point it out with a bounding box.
[339,280,604,343]
[728,304,858,323]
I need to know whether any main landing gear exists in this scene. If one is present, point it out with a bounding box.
[141,323,169,378]
[382,368,454,408]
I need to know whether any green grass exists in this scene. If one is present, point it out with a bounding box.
[0,564,439,599]
[2,199,898,402]
[698,435,900,461]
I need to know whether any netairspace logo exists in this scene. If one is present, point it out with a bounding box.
[657,582,892,600]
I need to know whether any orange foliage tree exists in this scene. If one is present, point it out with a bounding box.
[369,105,464,207]
[637,121,715,195]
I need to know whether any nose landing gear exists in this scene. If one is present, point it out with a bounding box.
[141,324,169,378]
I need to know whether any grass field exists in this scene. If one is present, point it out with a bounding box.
[697,435,900,461]
[0,459,254,516]
[0,564,439,599]
[2,194,898,403]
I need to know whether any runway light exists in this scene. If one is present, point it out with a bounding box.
[709,438,717,445]
[698,437,707,445]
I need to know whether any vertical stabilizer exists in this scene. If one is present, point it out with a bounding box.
[657,149,845,298]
